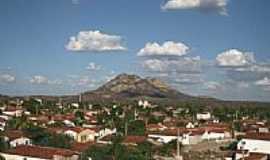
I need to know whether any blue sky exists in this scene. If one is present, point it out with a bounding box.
[0,0,270,101]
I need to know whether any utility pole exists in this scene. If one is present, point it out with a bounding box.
[175,128,183,160]
[125,121,128,136]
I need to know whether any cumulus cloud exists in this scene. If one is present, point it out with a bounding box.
[0,74,16,83]
[66,30,126,52]
[162,0,228,15]
[86,62,102,71]
[138,41,189,57]
[216,49,255,67]
[142,56,201,73]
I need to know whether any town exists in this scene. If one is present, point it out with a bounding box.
[1,97,270,160]
[1,0,270,160]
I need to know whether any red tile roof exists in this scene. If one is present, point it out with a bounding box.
[123,136,146,144]
[71,142,94,152]
[5,145,78,159]
[243,132,270,141]
[3,130,27,141]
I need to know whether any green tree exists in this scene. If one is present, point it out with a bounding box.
[128,120,145,136]
[47,134,73,149]
[0,137,9,152]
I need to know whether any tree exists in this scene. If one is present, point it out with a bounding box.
[0,137,9,152]
[47,134,73,149]
[81,145,112,160]
[128,120,145,136]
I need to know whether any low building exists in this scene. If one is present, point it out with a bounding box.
[237,132,270,154]
[63,127,96,143]
[196,112,211,121]
[0,145,79,160]
[3,130,32,147]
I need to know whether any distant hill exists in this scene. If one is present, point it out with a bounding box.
[1,73,270,108]
[82,73,194,101]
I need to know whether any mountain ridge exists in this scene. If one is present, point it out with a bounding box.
[83,73,194,100]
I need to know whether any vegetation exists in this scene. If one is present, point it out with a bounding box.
[81,135,152,160]
[0,137,9,152]
[23,124,73,149]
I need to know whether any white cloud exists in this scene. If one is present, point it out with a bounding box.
[30,75,49,84]
[0,74,16,83]
[255,77,270,86]
[86,62,102,71]
[216,49,255,67]
[66,30,126,52]
[138,41,189,57]
[142,56,201,73]
[162,0,228,15]
[142,59,166,72]
[235,64,270,73]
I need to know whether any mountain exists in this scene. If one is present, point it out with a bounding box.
[1,74,270,108]
[82,73,193,101]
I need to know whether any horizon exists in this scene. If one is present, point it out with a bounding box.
[1,0,270,102]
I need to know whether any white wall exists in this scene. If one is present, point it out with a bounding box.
[148,134,177,143]
[10,137,31,147]
[238,139,270,154]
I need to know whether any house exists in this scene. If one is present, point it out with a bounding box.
[63,127,96,143]
[0,145,79,160]
[2,107,23,117]
[185,122,195,129]
[201,128,231,140]
[196,112,211,121]
[237,132,270,154]
[148,128,186,144]
[148,127,230,145]
[3,130,32,147]
[138,100,151,108]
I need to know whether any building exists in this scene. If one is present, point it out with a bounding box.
[0,145,79,160]
[196,112,211,121]
[3,130,32,147]
[237,132,270,154]
[63,127,96,143]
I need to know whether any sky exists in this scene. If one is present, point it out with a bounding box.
[0,0,270,102]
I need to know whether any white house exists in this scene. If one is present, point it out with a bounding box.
[185,122,195,129]
[148,127,230,145]
[196,112,211,121]
[63,127,96,143]
[2,108,23,117]
[138,100,150,108]
[237,133,270,154]
[3,130,32,147]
